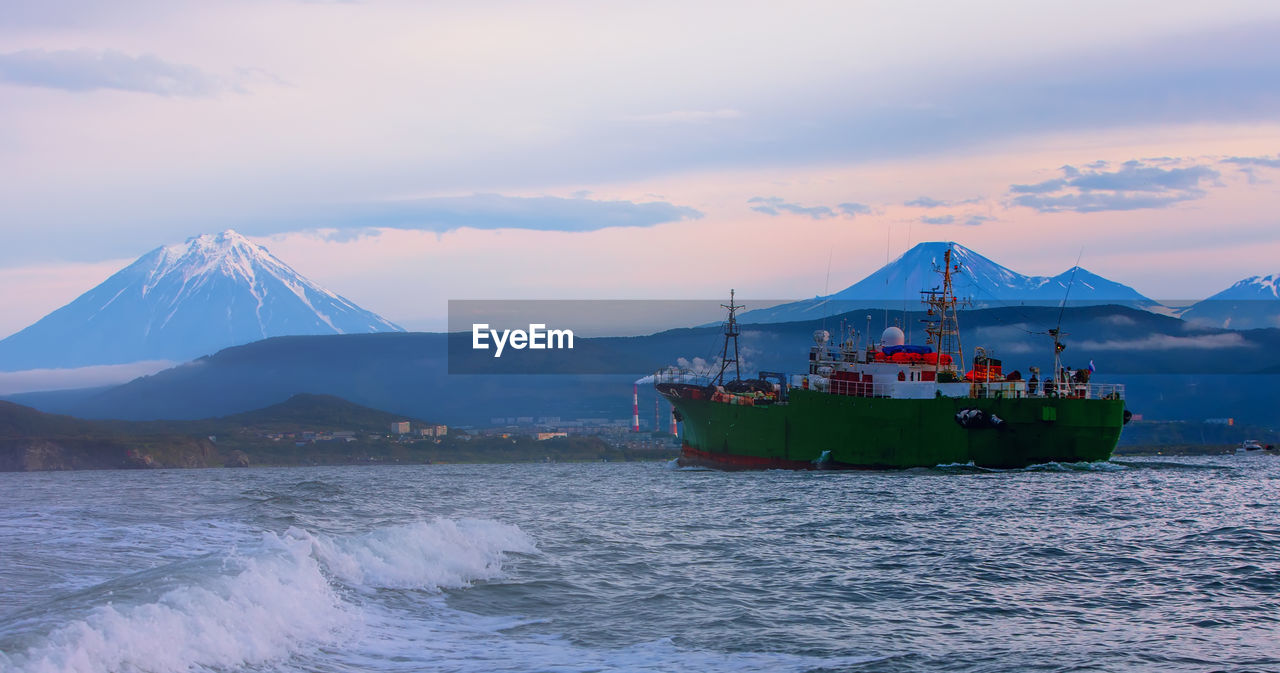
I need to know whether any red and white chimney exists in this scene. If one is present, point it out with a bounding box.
[632,384,640,432]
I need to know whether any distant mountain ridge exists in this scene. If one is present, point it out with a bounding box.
[1179,272,1280,329]
[739,242,1156,324]
[10,305,1280,427]
[0,230,402,371]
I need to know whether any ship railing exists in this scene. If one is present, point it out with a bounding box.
[971,381,1125,400]
[652,369,712,386]
[811,379,896,398]
[658,369,1123,401]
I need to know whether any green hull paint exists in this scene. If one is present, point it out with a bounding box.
[667,388,1124,469]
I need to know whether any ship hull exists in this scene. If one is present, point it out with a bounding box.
[662,386,1124,470]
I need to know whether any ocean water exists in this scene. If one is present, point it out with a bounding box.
[1,457,1278,673]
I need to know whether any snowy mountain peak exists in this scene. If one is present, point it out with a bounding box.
[1231,274,1280,299]
[737,241,1155,324]
[1179,271,1280,329]
[0,231,403,371]
[1192,272,1280,303]
[829,241,1138,303]
[136,229,344,305]
[158,229,256,264]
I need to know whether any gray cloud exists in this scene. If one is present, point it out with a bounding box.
[1012,192,1201,213]
[316,193,703,233]
[0,48,218,96]
[921,215,955,225]
[748,197,877,220]
[838,202,872,217]
[314,227,383,243]
[1009,179,1067,194]
[1238,167,1269,185]
[904,195,983,208]
[1009,160,1220,213]
[1222,154,1280,168]
[964,214,995,226]
[1220,154,1280,185]
[0,193,704,265]
[748,197,835,219]
[1071,161,1216,192]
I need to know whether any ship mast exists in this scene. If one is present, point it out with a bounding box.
[1048,256,1080,394]
[714,289,743,385]
[1049,327,1067,393]
[920,246,969,378]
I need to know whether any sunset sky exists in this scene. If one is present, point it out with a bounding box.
[3,0,1280,336]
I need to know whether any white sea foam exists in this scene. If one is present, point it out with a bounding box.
[3,533,347,673]
[934,460,1128,472]
[0,518,536,673]
[1,515,880,673]
[1021,460,1128,472]
[935,460,978,469]
[662,458,710,471]
[305,518,537,591]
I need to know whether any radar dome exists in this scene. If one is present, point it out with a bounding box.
[881,326,905,347]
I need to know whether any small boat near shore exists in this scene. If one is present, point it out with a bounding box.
[1235,439,1277,455]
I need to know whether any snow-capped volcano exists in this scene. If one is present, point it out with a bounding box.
[0,230,402,371]
[1219,273,1280,299]
[825,242,1152,304]
[738,241,1155,323]
[1179,273,1280,329]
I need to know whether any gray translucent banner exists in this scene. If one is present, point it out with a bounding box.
[446,299,1280,376]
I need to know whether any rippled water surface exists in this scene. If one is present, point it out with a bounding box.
[2,456,1279,672]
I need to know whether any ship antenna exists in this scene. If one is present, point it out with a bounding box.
[714,289,743,386]
[1055,248,1083,331]
[821,246,834,335]
[1050,248,1083,391]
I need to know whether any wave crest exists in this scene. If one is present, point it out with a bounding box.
[306,518,538,591]
[1,518,535,673]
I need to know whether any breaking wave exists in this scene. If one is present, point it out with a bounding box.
[0,515,880,673]
[307,518,536,591]
[0,519,535,673]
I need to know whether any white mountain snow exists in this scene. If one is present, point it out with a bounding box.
[1179,273,1280,329]
[0,230,403,371]
[738,241,1156,324]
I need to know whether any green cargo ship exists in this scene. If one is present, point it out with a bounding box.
[656,247,1130,470]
